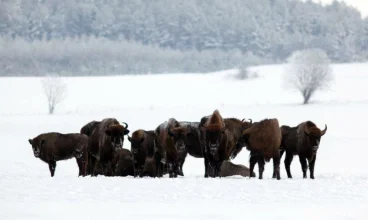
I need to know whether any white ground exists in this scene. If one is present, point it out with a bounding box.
[1,63,368,219]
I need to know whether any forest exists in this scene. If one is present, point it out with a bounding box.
[1,0,367,76]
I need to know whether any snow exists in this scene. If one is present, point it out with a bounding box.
[1,63,368,219]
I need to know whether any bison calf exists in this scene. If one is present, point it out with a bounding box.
[28,132,89,177]
[112,148,134,177]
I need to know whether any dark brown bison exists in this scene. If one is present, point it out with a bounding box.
[80,121,102,176]
[234,118,282,180]
[28,132,89,177]
[219,160,256,178]
[155,118,188,178]
[127,129,157,177]
[112,148,134,177]
[199,110,253,178]
[86,118,130,176]
[280,121,327,179]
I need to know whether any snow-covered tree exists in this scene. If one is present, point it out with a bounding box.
[41,74,67,114]
[285,49,333,104]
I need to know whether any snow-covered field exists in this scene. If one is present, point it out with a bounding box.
[1,63,368,219]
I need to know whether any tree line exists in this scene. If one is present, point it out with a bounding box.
[0,0,367,76]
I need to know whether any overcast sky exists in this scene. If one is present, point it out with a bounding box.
[313,0,368,17]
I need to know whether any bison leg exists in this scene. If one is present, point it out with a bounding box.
[204,156,210,178]
[257,156,265,180]
[48,161,56,177]
[308,155,317,179]
[249,154,258,179]
[76,158,84,177]
[284,151,294,178]
[272,156,281,180]
[133,161,139,178]
[299,156,308,178]
[89,156,98,177]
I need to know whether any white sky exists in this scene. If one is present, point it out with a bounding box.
[313,0,368,17]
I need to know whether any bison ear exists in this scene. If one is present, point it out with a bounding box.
[40,139,46,146]
[105,128,112,136]
[127,135,132,142]
[28,139,33,145]
[124,129,130,135]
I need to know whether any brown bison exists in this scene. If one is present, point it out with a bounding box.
[127,129,157,177]
[199,110,253,178]
[112,148,134,177]
[280,121,327,179]
[234,118,282,180]
[219,160,256,178]
[80,121,102,176]
[155,118,188,178]
[28,132,89,177]
[177,122,203,158]
[141,156,158,177]
[85,118,130,176]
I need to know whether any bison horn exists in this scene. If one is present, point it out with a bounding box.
[122,122,128,129]
[321,124,327,136]
[127,135,132,142]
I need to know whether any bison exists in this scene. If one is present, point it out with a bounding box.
[28,132,89,177]
[141,156,158,177]
[199,110,253,178]
[86,118,130,176]
[219,160,256,178]
[112,148,134,177]
[80,120,102,176]
[280,121,327,179]
[127,129,157,177]
[234,118,282,180]
[155,118,188,178]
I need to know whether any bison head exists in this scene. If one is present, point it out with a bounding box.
[202,110,227,154]
[28,138,45,158]
[168,126,187,154]
[127,130,145,155]
[304,123,327,153]
[105,122,129,151]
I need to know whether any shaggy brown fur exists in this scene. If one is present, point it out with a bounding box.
[80,121,102,176]
[128,129,157,177]
[219,160,256,178]
[238,118,282,180]
[28,132,89,177]
[112,148,134,177]
[204,110,226,132]
[280,121,327,179]
[87,118,130,176]
[80,121,101,136]
[141,156,158,177]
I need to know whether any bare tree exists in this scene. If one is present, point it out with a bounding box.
[285,49,333,104]
[41,74,67,114]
